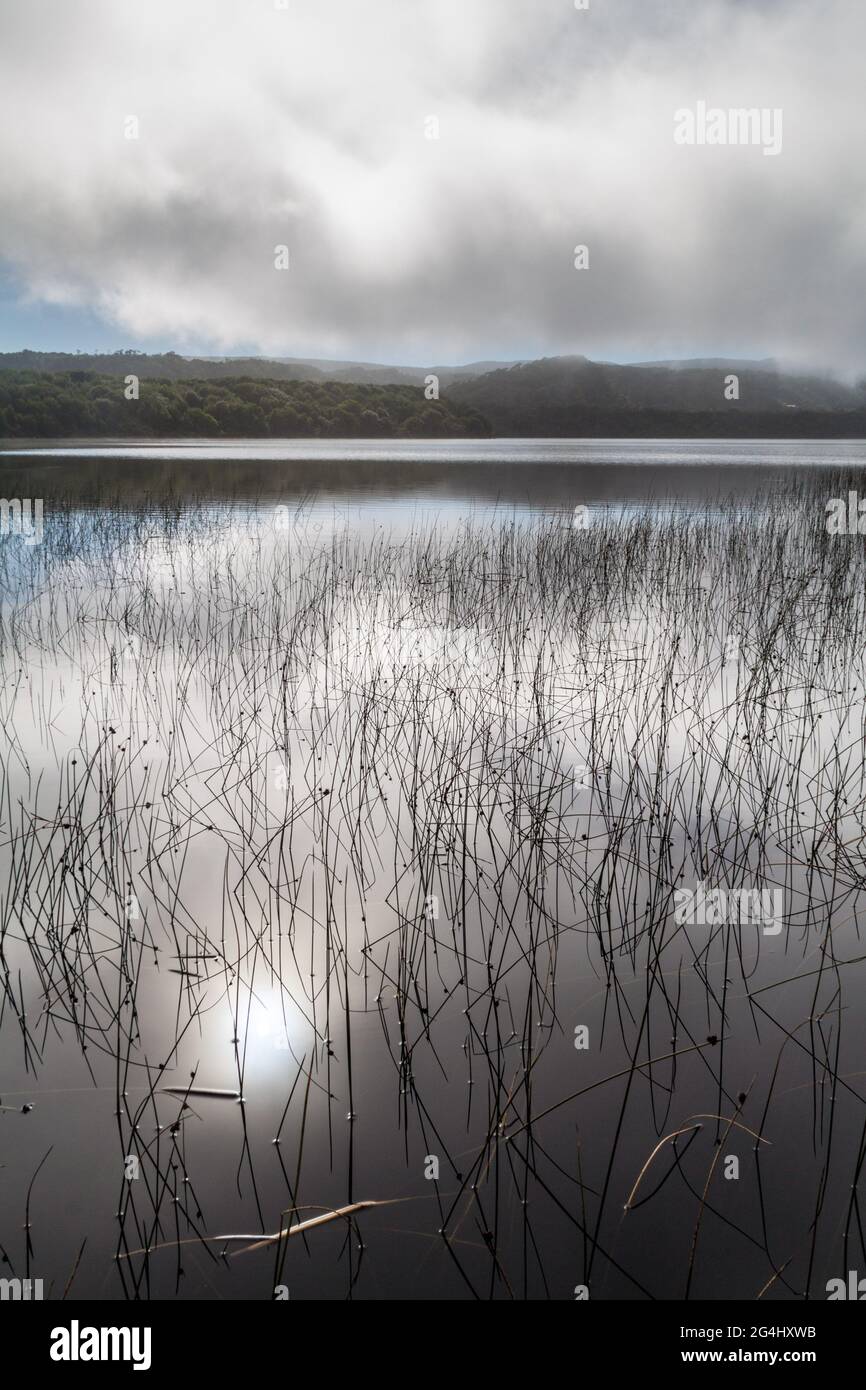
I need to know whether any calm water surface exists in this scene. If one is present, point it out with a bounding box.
[1,439,865,1300]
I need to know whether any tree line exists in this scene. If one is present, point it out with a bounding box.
[0,371,491,439]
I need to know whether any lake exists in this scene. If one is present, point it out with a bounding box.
[1,438,865,1300]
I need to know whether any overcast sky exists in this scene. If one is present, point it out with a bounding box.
[0,0,863,371]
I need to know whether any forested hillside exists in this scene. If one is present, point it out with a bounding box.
[0,371,491,439]
[448,356,866,434]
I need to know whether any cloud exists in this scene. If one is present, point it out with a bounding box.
[0,0,864,369]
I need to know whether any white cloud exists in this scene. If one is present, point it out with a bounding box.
[0,0,864,368]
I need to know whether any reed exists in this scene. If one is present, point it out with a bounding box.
[1,466,865,1299]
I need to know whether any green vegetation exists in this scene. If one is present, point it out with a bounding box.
[4,356,866,440]
[0,370,491,439]
[450,356,866,437]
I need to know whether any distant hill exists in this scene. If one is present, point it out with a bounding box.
[271,356,518,388]
[0,371,491,440]
[0,350,325,384]
[447,356,866,434]
[0,350,515,391]
[1,352,865,439]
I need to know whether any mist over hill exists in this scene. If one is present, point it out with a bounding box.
[447,356,866,435]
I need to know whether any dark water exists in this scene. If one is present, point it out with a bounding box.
[3,436,866,514]
[1,439,866,1301]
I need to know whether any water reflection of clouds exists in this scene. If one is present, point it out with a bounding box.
[3,446,866,1301]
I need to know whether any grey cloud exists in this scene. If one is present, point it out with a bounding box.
[0,0,863,370]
